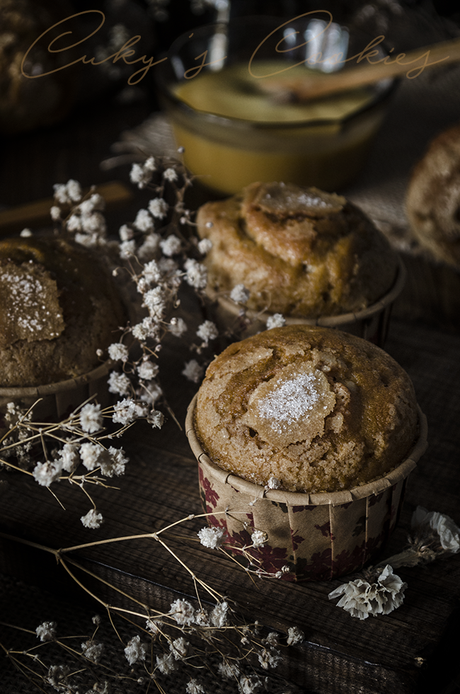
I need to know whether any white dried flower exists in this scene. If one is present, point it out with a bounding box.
[79,193,105,215]
[134,208,154,233]
[100,447,128,477]
[286,625,304,646]
[266,313,286,329]
[119,223,134,241]
[186,680,205,694]
[149,197,169,219]
[59,443,79,473]
[182,359,204,383]
[218,660,240,680]
[50,205,61,221]
[142,259,161,284]
[156,652,176,675]
[112,398,147,425]
[81,639,104,663]
[75,230,99,247]
[80,442,103,471]
[170,636,189,660]
[80,403,103,433]
[81,211,106,235]
[143,286,166,319]
[266,476,281,490]
[169,317,187,337]
[67,213,82,231]
[328,564,407,620]
[132,316,160,342]
[264,632,279,646]
[54,179,82,204]
[136,277,150,294]
[230,284,250,304]
[147,409,164,429]
[144,156,156,171]
[239,674,264,693]
[20,228,33,237]
[160,234,181,257]
[138,360,159,381]
[210,601,229,628]
[108,342,129,362]
[46,664,70,687]
[258,647,282,670]
[163,166,178,182]
[130,162,153,188]
[36,621,57,642]
[170,599,195,626]
[184,258,207,289]
[198,238,213,254]
[197,526,226,549]
[146,618,162,634]
[81,508,104,529]
[108,371,132,397]
[33,460,63,486]
[119,239,136,259]
[196,320,218,344]
[412,506,460,553]
[251,530,267,548]
[124,635,148,665]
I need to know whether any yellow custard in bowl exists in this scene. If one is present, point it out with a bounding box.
[156,17,396,194]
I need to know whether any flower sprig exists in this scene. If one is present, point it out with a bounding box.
[0,398,135,528]
[0,511,305,694]
[328,506,460,620]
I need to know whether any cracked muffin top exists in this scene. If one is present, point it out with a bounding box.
[197,181,399,318]
[194,325,419,494]
[0,236,125,387]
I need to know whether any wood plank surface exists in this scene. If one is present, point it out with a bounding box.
[1,311,460,694]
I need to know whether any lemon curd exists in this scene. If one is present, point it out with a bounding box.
[169,61,387,194]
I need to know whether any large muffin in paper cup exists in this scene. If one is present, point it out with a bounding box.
[186,325,427,581]
[0,235,125,429]
[197,182,403,345]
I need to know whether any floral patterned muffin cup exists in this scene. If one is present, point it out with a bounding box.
[0,361,113,436]
[206,258,406,348]
[186,396,428,582]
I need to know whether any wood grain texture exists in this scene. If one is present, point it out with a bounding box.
[1,316,459,694]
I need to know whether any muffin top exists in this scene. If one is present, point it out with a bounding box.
[197,181,399,317]
[406,122,460,268]
[0,235,125,387]
[194,325,419,494]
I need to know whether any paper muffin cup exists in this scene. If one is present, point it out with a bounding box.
[206,257,406,348]
[186,395,427,582]
[0,361,113,435]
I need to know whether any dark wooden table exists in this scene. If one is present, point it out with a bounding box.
[1,43,460,694]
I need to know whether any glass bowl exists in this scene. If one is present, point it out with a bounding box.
[155,13,397,195]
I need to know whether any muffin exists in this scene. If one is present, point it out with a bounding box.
[186,325,427,580]
[0,236,125,388]
[197,182,402,338]
[406,122,460,269]
[193,325,418,494]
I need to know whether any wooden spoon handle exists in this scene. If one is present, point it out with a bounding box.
[261,36,460,102]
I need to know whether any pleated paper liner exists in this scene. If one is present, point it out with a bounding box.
[206,257,406,348]
[0,360,113,435]
[186,395,428,582]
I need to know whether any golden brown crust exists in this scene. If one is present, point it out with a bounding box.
[195,325,419,494]
[406,123,460,268]
[0,236,125,387]
[197,182,398,317]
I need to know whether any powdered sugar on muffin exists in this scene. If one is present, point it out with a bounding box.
[194,325,419,494]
